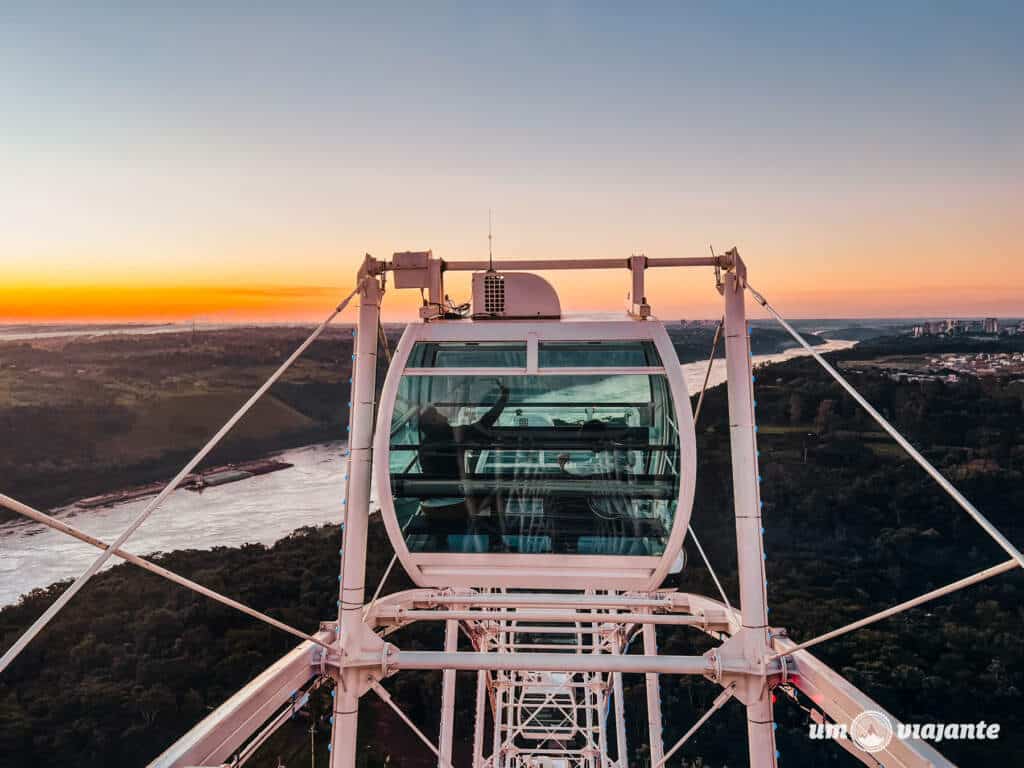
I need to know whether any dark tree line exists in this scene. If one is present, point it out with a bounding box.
[2,344,1022,766]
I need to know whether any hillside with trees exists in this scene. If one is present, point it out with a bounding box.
[2,345,1022,766]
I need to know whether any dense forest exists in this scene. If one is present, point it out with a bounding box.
[2,336,1022,766]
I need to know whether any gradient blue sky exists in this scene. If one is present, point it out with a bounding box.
[2,2,1022,320]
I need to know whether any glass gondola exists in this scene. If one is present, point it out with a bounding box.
[374,318,697,590]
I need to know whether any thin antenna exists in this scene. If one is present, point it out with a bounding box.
[488,209,494,272]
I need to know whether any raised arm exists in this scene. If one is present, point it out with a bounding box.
[477,382,510,429]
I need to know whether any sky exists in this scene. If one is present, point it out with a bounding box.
[2,2,1022,322]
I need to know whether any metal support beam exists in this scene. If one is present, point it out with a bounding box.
[722,258,777,767]
[331,270,384,768]
[771,557,1018,660]
[148,633,331,767]
[610,635,628,767]
[375,609,716,629]
[439,619,458,768]
[391,651,716,675]
[371,682,457,768]
[492,674,505,768]
[425,594,675,609]
[643,621,665,768]
[384,256,721,274]
[0,494,332,652]
[472,669,487,768]
[652,685,735,768]
[597,675,609,768]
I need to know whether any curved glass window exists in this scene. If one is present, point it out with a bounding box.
[408,342,526,368]
[538,341,661,368]
[388,373,680,556]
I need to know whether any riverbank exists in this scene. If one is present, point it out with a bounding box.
[0,325,368,520]
[0,441,349,606]
[0,339,856,607]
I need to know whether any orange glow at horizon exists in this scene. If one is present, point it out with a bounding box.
[0,282,358,324]
[4,261,1022,325]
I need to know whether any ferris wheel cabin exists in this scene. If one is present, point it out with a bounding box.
[374,260,697,591]
[130,249,962,768]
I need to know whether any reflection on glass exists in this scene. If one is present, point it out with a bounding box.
[389,373,680,556]
[407,341,527,368]
[538,341,662,368]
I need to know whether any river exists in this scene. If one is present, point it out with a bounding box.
[0,338,855,606]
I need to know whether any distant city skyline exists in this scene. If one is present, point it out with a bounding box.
[2,3,1022,322]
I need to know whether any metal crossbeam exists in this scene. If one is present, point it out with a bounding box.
[652,684,735,768]
[0,495,332,650]
[370,682,457,768]
[686,524,734,614]
[771,556,1018,660]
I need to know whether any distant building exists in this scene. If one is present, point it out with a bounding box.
[984,317,999,334]
[912,321,943,337]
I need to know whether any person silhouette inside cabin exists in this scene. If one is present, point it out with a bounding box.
[416,380,510,545]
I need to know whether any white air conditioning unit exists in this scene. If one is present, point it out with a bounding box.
[471,272,561,319]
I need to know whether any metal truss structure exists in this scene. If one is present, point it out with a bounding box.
[3,248,1020,768]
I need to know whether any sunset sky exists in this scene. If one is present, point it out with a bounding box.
[2,3,1022,323]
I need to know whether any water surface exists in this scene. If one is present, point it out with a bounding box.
[0,339,855,606]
